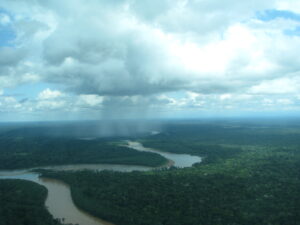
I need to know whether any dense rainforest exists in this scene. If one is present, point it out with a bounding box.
[0,179,64,225]
[2,119,300,225]
[40,119,300,225]
[0,136,167,170]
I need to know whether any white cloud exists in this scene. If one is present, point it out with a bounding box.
[37,88,63,100]
[249,77,300,94]
[0,96,22,112]
[77,94,104,107]
[1,0,300,119]
[220,94,232,101]
[275,1,300,13]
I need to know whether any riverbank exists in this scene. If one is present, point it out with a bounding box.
[0,138,168,170]
[124,141,202,168]
[0,179,63,225]
[0,141,201,225]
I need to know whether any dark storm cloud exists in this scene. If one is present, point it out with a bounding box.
[0,47,25,67]
[41,15,189,96]
[0,0,291,96]
[1,0,300,119]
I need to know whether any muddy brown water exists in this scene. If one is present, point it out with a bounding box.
[0,141,201,225]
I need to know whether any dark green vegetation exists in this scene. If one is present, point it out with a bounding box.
[0,126,167,169]
[0,179,63,225]
[41,119,300,225]
[141,119,300,164]
[0,137,167,169]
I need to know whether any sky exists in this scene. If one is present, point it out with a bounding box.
[1,0,300,121]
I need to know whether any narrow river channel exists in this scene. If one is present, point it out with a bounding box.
[0,141,202,225]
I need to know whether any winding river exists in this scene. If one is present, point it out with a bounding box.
[0,141,201,225]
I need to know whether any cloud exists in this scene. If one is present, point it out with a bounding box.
[37,88,63,100]
[0,13,11,25]
[0,47,26,66]
[1,0,300,119]
[0,96,22,112]
[36,99,66,110]
[249,76,300,94]
[77,94,104,107]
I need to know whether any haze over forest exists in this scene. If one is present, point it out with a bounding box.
[1,0,300,121]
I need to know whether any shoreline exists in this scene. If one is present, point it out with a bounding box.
[0,141,201,225]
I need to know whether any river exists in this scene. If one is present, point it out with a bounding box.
[126,141,202,168]
[0,141,201,225]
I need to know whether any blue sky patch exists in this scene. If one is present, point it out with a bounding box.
[0,26,16,47]
[257,9,300,21]
[0,9,16,47]
[284,26,300,36]
[4,82,64,100]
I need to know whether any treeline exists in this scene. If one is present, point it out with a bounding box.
[140,122,300,164]
[0,179,64,225]
[0,137,167,170]
[142,140,242,164]
[39,121,300,225]
[41,151,300,225]
[146,122,300,147]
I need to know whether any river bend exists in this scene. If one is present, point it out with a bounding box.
[0,141,201,225]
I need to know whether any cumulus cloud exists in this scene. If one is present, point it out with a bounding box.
[1,0,300,119]
[77,95,104,107]
[37,88,63,100]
